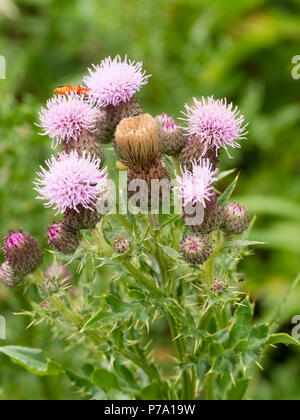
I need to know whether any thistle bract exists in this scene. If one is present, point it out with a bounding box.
[155,113,186,156]
[221,203,249,235]
[47,222,80,254]
[113,236,131,254]
[180,234,212,265]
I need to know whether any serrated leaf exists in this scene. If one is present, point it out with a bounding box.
[266,333,300,347]
[158,244,182,260]
[226,240,265,248]
[66,370,106,400]
[228,299,253,347]
[92,368,120,391]
[0,346,61,376]
[219,173,239,206]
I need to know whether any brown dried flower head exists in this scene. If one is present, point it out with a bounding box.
[115,114,159,169]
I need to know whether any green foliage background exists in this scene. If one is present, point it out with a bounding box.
[0,0,299,400]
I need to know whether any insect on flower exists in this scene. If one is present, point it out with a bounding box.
[54,83,90,96]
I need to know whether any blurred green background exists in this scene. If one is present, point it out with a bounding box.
[0,0,300,400]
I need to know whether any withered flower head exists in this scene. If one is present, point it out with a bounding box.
[115,114,159,169]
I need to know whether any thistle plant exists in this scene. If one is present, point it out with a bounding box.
[1,55,299,401]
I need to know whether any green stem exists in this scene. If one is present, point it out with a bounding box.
[172,156,182,176]
[205,372,215,400]
[148,213,195,399]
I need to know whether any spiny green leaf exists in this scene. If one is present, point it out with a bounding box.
[158,244,182,260]
[227,378,250,400]
[92,368,120,391]
[266,333,300,347]
[66,370,106,400]
[219,173,240,205]
[0,346,61,376]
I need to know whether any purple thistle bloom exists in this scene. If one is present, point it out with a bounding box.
[34,150,108,214]
[37,93,101,148]
[176,159,217,208]
[83,55,151,107]
[3,230,43,276]
[182,96,248,156]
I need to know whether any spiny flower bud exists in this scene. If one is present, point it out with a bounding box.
[211,279,227,295]
[44,263,73,293]
[179,136,220,172]
[180,234,212,265]
[47,222,80,254]
[115,113,159,169]
[3,230,43,276]
[64,204,101,230]
[0,261,21,288]
[113,236,131,254]
[221,203,249,235]
[155,113,186,156]
[190,194,223,234]
[63,129,105,165]
[97,97,143,144]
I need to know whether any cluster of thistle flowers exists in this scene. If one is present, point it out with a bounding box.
[0,54,249,291]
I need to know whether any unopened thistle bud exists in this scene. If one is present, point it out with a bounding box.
[47,222,80,254]
[64,204,101,230]
[3,230,43,276]
[155,114,187,156]
[44,262,73,293]
[115,114,159,169]
[113,236,131,254]
[221,203,249,235]
[63,129,105,165]
[190,194,223,234]
[180,234,212,265]
[0,261,21,288]
[211,279,227,295]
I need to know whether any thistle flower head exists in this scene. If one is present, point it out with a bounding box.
[47,222,80,254]
[221,202,249,235]
[176,158,217,208]
[34,150,108,214]
[37,93,100,148]
[182,96,247,156]
[83,55,150,107]
[3,230,43,276]
[115,113,159,169]
[180,234,212,265]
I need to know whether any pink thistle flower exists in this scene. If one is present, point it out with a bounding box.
[176,158,217,207]
[3,230,43,276]
[83,55,151,107]
[34,150,108,214]
[182,96,248,156]
[37,93,101,148]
